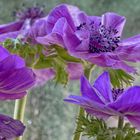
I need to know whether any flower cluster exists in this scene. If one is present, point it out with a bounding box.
[1,3,140,139]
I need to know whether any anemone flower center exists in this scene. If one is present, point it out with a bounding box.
[77,22,120,53]
[112,88,124,101]
[15,6,45,22]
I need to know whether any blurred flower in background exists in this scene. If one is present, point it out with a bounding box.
[0,114,25,139]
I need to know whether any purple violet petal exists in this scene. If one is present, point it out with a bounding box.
[0,114,25,139]
[0,21,23,34]
[93,71,113,103]
[80,76,104,104]
[45,4,76,33]
[101,12,126,37]
[109,86,140,113]
[126,115,140,130]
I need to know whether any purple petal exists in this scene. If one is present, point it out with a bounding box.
[126,115,140,130]
[0,55,25,71]
[0,92,26,100]
[93,72,113,103]
[0,21,23,34]
[0,46,9,61]
[0,114,25,139]
[80,76,104,104]
[87,53,136,73]
[66,4,82,26]
[78,12,101,28]
[62,19,81,50]
[46,4,76,33]
[85,108,110,120]
[0,68,35,94]
[26,18,48,44]
[67,63,84,80]
[37,17,67,46]
[102,12,126,37]
[109,86,140,114]
[0,31,19,42]
[64,95,115,118]
[117,35,140,62]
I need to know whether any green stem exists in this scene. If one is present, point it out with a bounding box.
[14,95,28,140]
[118,116,124,129]
[73,108,84,140]
[116,116,124,139]
[72,64,94,140]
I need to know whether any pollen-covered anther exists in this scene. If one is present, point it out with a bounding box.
[77,22,121,53]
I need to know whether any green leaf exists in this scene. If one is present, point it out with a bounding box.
[76,113,140,140]
[33,54,53,69]
[53,57,68,85]
[50,45,81,63]
[108,69,134,88]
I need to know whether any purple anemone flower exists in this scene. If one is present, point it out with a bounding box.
[0,45,35,100]
[64,72,140,130]
[0,6,45,42]
[37,4,140,73]
[0,114,25,139]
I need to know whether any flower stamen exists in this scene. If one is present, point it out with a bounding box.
[77,22,120,53]
[112,88,124,101]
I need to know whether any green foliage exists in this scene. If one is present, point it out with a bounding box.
[108,69,134,88]
[3,39,82,85]
[77,114,140,140]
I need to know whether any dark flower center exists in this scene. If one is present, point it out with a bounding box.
[77,22,120,53]
[112,88,124,101]
[15,6,45,23]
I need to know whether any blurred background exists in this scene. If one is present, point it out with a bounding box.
[0,0,140,139]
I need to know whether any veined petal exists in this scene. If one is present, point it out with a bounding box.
[85,108,110,120]
[109,86,140,113]
[0,92,26,100]
[0,21,23,34]
[0,55,25,71]
[37,17,71,47]
[0,31,19,42]
[117,35,140,62]
[120,34,140,46]
[127,116,140,130]
[0,114,25,139]
[46,4,76,33]
[93,72,113,103]
[64,95,116,118]
[66,4,82,26]
[28,18,48,43]
[0,68,35,94]
[80,76,103,104]
[63,18,81,50]
[102,12,126,37]
[0,46,9,61]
